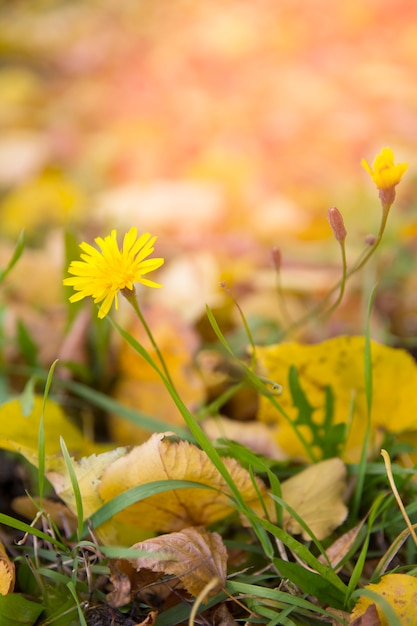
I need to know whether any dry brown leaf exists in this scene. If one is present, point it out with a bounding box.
[0,541,15,595]
[319,519,365,570]
[280,458,348,540]
[107,563,133,608]
[132,527,227,601]
[98,432,269,533]
[108,560,164,609]
[210,603,239,625]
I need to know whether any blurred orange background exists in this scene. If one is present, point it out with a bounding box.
[1,0,416,344]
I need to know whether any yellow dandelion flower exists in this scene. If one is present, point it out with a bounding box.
[361,147,408,190]
[63,227,164,318]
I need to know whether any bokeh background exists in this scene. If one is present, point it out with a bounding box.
[1,0,417,361]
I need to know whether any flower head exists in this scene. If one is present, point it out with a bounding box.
[63,227,164,318]
[361,147,408,191]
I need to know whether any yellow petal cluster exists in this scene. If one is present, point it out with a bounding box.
[63,227,164,318]
[361,147,408,190]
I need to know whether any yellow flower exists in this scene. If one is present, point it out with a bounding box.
[361,147,408,190]
[63,227,164,318]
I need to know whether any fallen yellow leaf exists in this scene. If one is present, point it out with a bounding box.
[350,573,417,625]
[45,447,144,545]
[0,541,15,595]
[202,415,285,459]
[98,432,269,533]
[280,458,348,540]
[0,395,94,462]
[256,337,417,461]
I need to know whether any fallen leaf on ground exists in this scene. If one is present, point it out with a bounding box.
[210,602,240,626]
[132,526,227,600]
[280,458,348,540]
[98,432,269,533]
[256,336,417,461]
[45,447,145,544]
[350,603,381,626]
[107,561,165,609]
[202,415,285,459]
[0,541,15,595]
[0,395,94,463]
[350,573,417,625]
[319,519,365,570]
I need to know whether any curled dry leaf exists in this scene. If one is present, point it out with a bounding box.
[98,432,269,533]
[107,560,165,610]
[0,541,15,595]
[319,519,365,570]
[280,458,348,540]
[107,564,133,608]
[132,527,227,601]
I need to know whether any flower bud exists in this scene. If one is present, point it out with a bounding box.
[271,246,282,272]
[364,234,376,246]
[328,207,347,242]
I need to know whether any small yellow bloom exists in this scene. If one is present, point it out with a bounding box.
[361,147,408,190]
[63,227,164,318]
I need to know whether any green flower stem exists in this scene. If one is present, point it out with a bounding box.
[110,316,273,553]
[348,202,390,275]
[278,200,392,339]
[321,238,347,322]
[122,287,176,390]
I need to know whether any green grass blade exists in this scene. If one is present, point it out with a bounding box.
[227,581,345,619]
[66,580,88,626]
[345,491,386,604]
[350,588,402,626]
[0,230,25,284]
[60,436,84,540]
[353,286,377,518]
[0,513,66,549]
[38,359,59,502]
[57,377,190,439]
[87,479,216,531]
